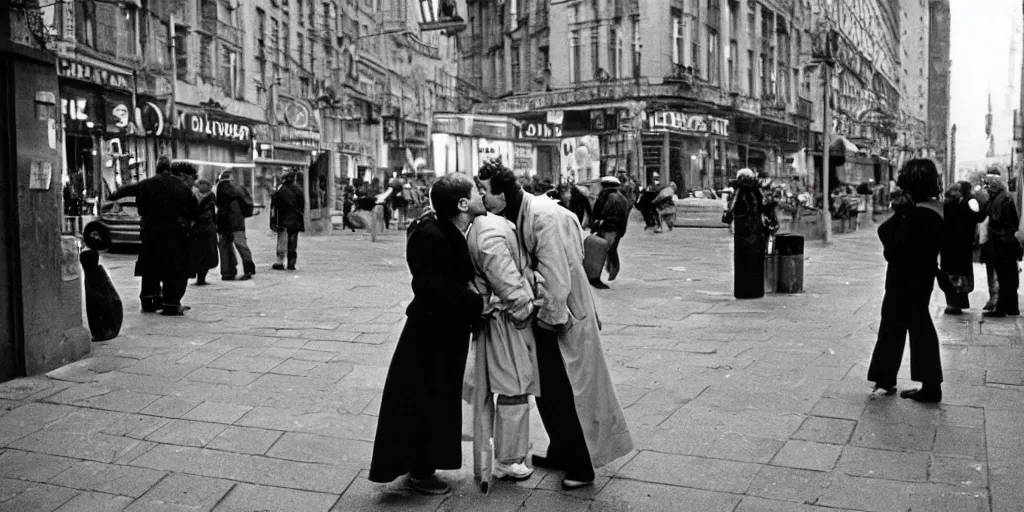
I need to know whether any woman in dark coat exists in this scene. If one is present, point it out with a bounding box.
[568,185,593,226]
[941,181,984,314]
[369,174,485,494]
[867,159,945,403]
[190,179,218,285]
[726,169,768,299]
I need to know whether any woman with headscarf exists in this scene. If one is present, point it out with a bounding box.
[654,182,678,231]
[980,173,1022,317]
[724,169,768,299]
[867,159,945,403]
[941,181,984,315]
[190,178,218,286]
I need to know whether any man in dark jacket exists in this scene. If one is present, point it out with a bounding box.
[216,171,256,280]
[981,174,1021,317]
[369,172,486,495]
[590,176,631,288]
[107,156,197,316]
[270,172,305,271]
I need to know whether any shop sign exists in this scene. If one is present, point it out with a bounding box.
[513,143,534,175]
[432,115,467,135]
[647,111,729,137]
[176,112,252,142]
[470,119,514,140]
[106,99,133,132]
[517,122,562,139]
[275,125,320,148]
[58,58,132,91]
[383,117,399,143]
[474,83,671,114]
[406,121,428,142]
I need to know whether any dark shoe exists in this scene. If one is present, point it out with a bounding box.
[589,280,610,289]
[160,305,191,316]
[1005,310,1021,316]
[222,275,237,281]
[287,265,296,271]
[271,263,286,271]
[983,301,998,312]
[871,384,897,397]
[900,387,942,403]
[409,475,450,495]
[943,306,963,315]
[141,307,160,313]
[983,310,1007,318]
[237,274,252,281]
[561,477,595,490]
[531,454,563,470]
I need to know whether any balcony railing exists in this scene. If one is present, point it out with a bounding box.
[202,18,242,47]
[664,63,699,85]
[797,97,813,119]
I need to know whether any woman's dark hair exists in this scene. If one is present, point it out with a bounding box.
[477,159,520,197]
[170,161,197,177]
[429,173,474,218]
[896,159,941,202]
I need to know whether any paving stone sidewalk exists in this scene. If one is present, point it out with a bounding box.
[1,219,1023,511]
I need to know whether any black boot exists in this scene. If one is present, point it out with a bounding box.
[900,384,941,403]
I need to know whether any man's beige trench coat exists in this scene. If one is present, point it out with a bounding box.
[515,193,634,468]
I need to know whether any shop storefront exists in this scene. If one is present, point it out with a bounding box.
[512,115,562,180]
[430,114,518,176]
[642,110,731,193]
[173,107,257,203]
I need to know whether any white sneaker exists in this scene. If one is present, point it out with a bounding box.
[493,461,534,480]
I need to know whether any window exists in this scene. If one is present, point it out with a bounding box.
[95,2,117,54]
[200,33,215,80]
[298,0,305,25]
[747,49,754,93]
[570,30,581,83]
[591,26,599,79]
[511,44,521,91]
[76,0,96,47]
[707,28,718,84]
[309,35,315,70]
[728,41,737,90]
[671,10,683,65]
[174,28,189,81]
[632,16,641,78]
[219,44,241,97]
[690,9,700,72]
[609,27,620,79]
[283,14,291,68]
[297,36,304,69]
[116,6,137,59]
[760,54,768,96]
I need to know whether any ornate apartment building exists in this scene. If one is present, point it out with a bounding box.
[437,0,946,194]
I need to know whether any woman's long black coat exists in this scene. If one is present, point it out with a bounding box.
[731,181,767,299]
[190,193,219,277]
[368,215,484,483]
[942,199,984,308]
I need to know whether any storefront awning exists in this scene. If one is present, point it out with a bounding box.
[255,158,309,167]
[173,159,255,169]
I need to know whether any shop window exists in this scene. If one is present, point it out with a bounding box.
[76,0,97,48]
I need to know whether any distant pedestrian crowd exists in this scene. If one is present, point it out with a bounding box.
[103,156,309,316]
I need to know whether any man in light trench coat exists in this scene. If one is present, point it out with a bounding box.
[477,160,633,490]
[463,203,541,492]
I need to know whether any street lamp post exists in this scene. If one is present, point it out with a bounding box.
[813,26,838,244]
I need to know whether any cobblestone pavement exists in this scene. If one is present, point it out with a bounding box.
[1,218,1023,511]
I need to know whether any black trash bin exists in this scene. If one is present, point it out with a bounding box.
[777,234,804,293]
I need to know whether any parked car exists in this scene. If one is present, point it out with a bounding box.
[82,198,141,250]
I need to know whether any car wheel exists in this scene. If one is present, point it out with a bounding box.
[83,223,111,251]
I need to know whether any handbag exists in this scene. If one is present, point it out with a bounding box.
[583,233,610,282]
[937,270,972,295]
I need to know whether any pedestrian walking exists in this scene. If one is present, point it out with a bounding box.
[477,161,633,491]
[368,173,486,495]
[216,171,256,280]
[724,169,770,299]
[568,185,593,226]
[867,159,945,403]
[189,178,218,286]
[654,182,678,231]
[590,176,631,288]
[941,181,984,315]
[636,184,661,232]
[979,173,1022,317]
[270,172,305,271]
[464,208,541,490]
[107,157,197,316]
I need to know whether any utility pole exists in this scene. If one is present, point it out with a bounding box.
[822,62,832,244]
[1018,0,1024,220]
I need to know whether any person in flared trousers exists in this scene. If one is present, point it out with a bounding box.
[868,159,945,403]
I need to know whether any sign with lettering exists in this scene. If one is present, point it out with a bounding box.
[517,122,562,139]
[513,143,535,176]
[647,111,730,137]
[58,58,132,91]
[177,112,252,143]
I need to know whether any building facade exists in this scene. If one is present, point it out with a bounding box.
[442,0,941,198]
[897,0,930,166]
[40,0,463,232]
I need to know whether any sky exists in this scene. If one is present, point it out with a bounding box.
[950,0,1019,165]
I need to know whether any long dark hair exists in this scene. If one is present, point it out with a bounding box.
[896,159,941,203]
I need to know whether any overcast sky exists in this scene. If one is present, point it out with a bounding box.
[950,0,1019,163]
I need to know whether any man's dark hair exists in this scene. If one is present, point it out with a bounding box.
[477,160,520,197]
[896,159,941,202]
[156,156,172,174]
[429,172,473,218]
[170,161,197,177]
